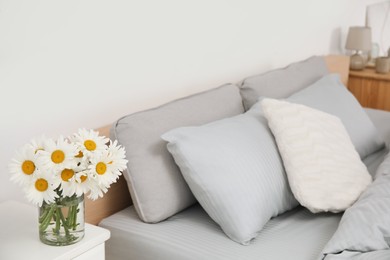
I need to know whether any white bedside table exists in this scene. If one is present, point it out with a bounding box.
[0,200,110,260]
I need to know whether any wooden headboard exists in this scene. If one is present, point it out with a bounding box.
[324,55,350,86]
[85,125,132,225]
[85,55,351,225]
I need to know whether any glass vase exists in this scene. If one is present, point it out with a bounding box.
[39,194,85,246]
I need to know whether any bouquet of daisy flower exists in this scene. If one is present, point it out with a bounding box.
[9,128,128,246]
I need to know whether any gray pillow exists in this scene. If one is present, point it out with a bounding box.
[111,84,244,223]
[365,108,390,148]
[239,56,328,110]
[285,74,385,159]
[162,101,298,245]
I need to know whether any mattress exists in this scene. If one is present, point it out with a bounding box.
[99,108,390,260]
[100,204,342,260]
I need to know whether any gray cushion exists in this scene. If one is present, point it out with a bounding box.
[111,84,244,223]
[239,56,328,110]
[286,74,385,159]
[365,108,390,148]
[162,101,298,245]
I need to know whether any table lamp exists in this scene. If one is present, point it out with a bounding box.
[345,26,372,70]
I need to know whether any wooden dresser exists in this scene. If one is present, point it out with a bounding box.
[348,68,390,111]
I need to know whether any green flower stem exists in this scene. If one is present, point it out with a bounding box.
[39,195,84,246]
[54,208,61,235]
[39,206,50,223]
[39,205,56,232]
[70,205,78,230]
[58,207,70,237]
[67,205,74,228]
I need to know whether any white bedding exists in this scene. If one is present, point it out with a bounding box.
[99,108,390,260]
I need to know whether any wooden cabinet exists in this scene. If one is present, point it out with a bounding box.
[348,68,390,111]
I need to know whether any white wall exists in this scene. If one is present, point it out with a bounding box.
[0,0,383,204]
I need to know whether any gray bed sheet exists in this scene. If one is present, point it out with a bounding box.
[99,108,390,260]
[100,204,342,260]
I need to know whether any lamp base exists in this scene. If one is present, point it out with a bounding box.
[350,53,365,70]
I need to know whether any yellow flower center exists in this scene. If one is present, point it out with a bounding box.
[61,169,74,182]
[21,160,35,175]
[51,150,65,164]
[84,140,97,151]
[35,178,48,192]
[80,175,87,183]
[96,162,107,175]
[75,151,84,158]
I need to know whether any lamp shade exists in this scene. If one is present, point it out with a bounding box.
[345,26,372,51]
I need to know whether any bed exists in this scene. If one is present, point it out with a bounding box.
[84,55,390,260]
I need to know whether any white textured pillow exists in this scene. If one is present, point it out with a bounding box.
[162,101,298,245]
[261,98,372,213]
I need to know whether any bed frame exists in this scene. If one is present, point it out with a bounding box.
[85,55,350,225]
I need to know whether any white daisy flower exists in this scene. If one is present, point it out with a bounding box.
[107,140,128,168]
[74,171,105,199]
[29,135,47,154]
[73,149,90,172]
[74,171,91,196]
[71,128,109,158]
[25,171,60,207]
[88,145,126,189]
[38,136,78,174]
[59,168,77,197]
[59,157,89,197]
[9,144,40,186]
[9,128,129,206]
[87,180,108,200]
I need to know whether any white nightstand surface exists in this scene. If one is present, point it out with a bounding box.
[0,200,110,260]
